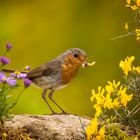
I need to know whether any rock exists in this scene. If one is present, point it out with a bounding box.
[2,114,90,140]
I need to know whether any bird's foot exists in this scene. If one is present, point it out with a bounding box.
[51,112,60,115]
[44,111,59,115]
[58,111,78,116]
[59,111,70,115]
[44,111,71,115]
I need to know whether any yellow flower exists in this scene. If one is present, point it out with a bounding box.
[136,29,140,41]
[137,0,140,7]
[2,132,7,138]
[113,98,120,108]
[126,0,131,4]
[124,22,129,31]
[119,56,135,76]
[86,118,105,140]
[96,94,105,106]
[97,86,105,95]
[97,126,105,140]
[108,80,120,89]
[94,104,102,117]
[105,84,114,95]
[91,87,105,106]
[91,87,105,117]
[91,117,98,132]
[136,29,140,35]
[90,89,96,102]
[104,94,113,109]
[106,116,115,123]
[91,87,105,102]
[86,117,98,140]
[125,0,140,10]
[137,36,140,41]
[119,86,133,107]
[106,80,120,95]
[14,71,21,75]
[86,127,93,140]
[132,66,140,74]
[121,93,133,107]
[125,5,138,10]
[105,85,114,94]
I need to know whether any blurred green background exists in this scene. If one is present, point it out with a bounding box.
[0,0,140,116]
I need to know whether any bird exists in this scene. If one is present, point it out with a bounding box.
[3,48,95,114]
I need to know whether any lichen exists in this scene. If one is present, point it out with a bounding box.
[105,124,139,140]
[0,124,33,140]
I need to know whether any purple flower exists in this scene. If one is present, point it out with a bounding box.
[0,56,10,65]
[24,79,32,87]
[6,78,17,86]
[25,66,31,71]
[6,43,12,50]
[10,73,16,77]
[16,73,27,79]
[10,71,27,79]
[0,72,6,82]
[0,72,16,86]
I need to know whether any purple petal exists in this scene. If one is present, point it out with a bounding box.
[24,79,32,87]
[10,72,27,79]
[6,43,12,50]
[16,73,27,79]
[0,56,10,65]
[16,74,21,79]
[20,73,27,78]
[6,78,17,86]
[10,73,16,77]
[25,66,31,71]
[0,72,6,82]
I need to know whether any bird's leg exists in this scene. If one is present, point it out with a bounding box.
[42,89,57,114]
[48,89,69,114]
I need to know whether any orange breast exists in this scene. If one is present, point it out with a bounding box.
[61,55,81,84]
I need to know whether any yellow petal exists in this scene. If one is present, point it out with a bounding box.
[137,0,140,7]
[124,22,129,30]
[126,0,131,4]
[137,36,140,40]
[129,56,135,61]
[14,71,21,75]
[98,126,105,139]
[131,5,138,10]
[125,5,138,10]
[90,89,96,102]
[132,66,140,74]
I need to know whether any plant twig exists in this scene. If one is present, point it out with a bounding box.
[9,88,25,109]
[78,116,86,139]
[130,106,140,116]
[127,103,140,117]
[111,31,135,40]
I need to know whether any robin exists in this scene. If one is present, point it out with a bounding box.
[3,48,95,114]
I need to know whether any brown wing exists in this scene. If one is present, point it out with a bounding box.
[27,59,61,80]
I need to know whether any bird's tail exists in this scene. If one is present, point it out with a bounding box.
[1,69,28,74]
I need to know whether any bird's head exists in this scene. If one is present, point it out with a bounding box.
[63,48,87,66]
[62,48,95,68]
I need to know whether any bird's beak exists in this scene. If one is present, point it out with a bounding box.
[82,61,96,68]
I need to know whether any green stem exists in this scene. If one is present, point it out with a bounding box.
[9,88,25,109]
[0,64,4,70]
[127,102,140,117]
[78,116,86,137]
[113,108,121,117]
[130,106,140,116]
[2,51,8,56]
[111,31,135,40]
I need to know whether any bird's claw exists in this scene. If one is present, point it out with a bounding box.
[61,111,70,115]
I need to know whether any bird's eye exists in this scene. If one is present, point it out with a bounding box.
[73,53,78,58]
